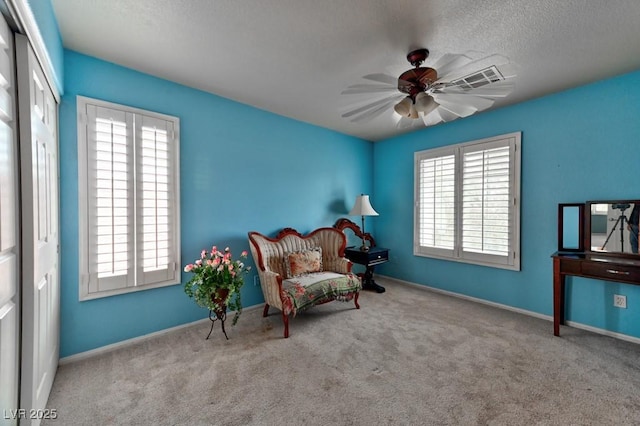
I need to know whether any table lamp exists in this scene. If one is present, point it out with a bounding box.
[349,194,379,251]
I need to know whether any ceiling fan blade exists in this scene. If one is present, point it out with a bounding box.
[432,93,495,111]
[341,95,401,119]
[395,114,424,129]
[432,78,515,98]
[349,99,398,123]
[421,110,443,127]
[342,84,398,95]
[437,107,463,122]
[436,53,510,83]
[449,81,515,98]
[438,101,478,118]
[394,115,416,129]
[430,53,473,79]
[402,119,420,129]
[362,73,399,86]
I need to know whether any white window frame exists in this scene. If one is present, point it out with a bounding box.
[77,96,181,300]
[414,132,521,270]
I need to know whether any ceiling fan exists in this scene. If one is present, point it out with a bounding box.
[341,48,516,128]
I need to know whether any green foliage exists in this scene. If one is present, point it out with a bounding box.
[183,246,251,325]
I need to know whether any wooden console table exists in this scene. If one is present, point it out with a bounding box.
[552,252,640,336]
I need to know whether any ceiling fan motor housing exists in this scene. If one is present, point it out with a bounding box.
[397,67,438,98]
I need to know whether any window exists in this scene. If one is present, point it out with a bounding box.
[77,96,180,300]
[414,132,521,270]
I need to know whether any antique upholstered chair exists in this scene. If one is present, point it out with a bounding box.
[247,227,361,338]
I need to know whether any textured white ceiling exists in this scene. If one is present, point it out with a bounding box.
[52,0,640,141]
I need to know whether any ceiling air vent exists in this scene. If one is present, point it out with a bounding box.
[451,66,504,91]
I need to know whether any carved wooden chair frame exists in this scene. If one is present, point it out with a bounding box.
[333,218,376,249]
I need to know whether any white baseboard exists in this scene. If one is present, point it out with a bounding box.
[59,303,263,365]
[378,275,640,345]
[564,320,640,345]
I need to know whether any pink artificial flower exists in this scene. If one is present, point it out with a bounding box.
[241,250,248,257]
[195,259,202,266]
[217,265,224,272]
[224,247,230,252]
[223,253,231,261]
[201,249,207,259]
[206,259,213,266]
[230,271,236,277]
[211,246,218,254]
[228,263,234,271]
[212,257,221,266]
[184,264,193,272]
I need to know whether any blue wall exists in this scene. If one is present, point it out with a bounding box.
[59,50,373,357]
[374,70,640,338]
[27,0,64,92]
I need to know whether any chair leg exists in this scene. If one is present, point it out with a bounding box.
[263,304,270,317]
[282,312,289,338]
[354,292,360,309]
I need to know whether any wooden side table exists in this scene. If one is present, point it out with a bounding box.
[344,246,389,293]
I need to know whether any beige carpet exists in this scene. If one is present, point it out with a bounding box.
[44,278,640,425]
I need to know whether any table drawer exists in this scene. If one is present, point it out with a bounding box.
[582,262,640,283]
[345,248,389,266]
[370,251,388,263]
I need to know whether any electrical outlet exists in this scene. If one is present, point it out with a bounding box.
[613,294,627,309]
[253,275,260,287]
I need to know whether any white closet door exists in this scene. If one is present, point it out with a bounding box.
[0,12,19,425]
[17,34,60,425]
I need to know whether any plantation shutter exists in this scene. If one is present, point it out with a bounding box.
[415,149,456,256]
[461,139,514,265]
[413,132,520,270]
[135,114,178,285]
[85,104,135,292]
[79,96,180,300]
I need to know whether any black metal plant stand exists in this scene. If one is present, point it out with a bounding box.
[206,309,228,340]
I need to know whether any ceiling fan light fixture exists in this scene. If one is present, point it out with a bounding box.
[408,103,419,119]
[393,97,413,117]
[414,92,439,116]
[394,97,420,119]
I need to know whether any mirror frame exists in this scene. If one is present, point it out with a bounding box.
[585,200,640,258]
[558,203,584,252]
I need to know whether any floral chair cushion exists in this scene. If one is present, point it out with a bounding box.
[284,247,323,278]
[280,271,361,316]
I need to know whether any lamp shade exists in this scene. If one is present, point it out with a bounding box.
[349,194,379,217]
[394,96,419,119]
[414,92,439,116]
[393,97,412,117]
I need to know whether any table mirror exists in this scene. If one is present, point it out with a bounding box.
[558,203,584,252]
[586,200,640,255]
